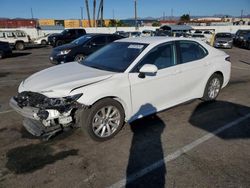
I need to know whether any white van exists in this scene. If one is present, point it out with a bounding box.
[0,30,30,50]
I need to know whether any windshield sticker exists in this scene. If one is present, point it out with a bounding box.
[128,44,144,49]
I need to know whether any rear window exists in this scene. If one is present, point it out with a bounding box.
[179,41,208,63]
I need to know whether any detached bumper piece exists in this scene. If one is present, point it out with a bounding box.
[9,93,77,140]
[23,118,61,140]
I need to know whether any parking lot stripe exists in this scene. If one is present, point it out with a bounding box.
[108,113,250,188]
[232,66,250,71]
[0,110,14,114]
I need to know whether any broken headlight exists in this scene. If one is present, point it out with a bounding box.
[43,93,83,107]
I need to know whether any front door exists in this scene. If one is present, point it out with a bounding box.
[128,42,183,120]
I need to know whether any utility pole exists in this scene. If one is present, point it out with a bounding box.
[30,8,34,19]
[80,7,83,19]
[85,0,91,27]
[93,0,96,27]
[171,8,173,20]
[134,0,138,30]
[101,0,104,27]
[241,9,243,20]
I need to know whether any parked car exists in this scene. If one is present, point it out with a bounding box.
[114,31,129,38]
[50,34,124,64]
[141,30,155,37]
[10,37,231,141]
[128,31,141,38]
[0,30,30,50]
[48,28,86,47]
[242,32,250,50]
[33,34,52,45]
[0,41,12,59]
[233,29,250,47]
[214,32,233,49]
[191,34,207,43]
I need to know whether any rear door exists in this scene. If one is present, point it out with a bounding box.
[174,40,209,100]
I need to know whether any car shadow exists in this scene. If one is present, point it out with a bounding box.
[189,100,250,139]
[126,103,166,188]
[8,52,32,58]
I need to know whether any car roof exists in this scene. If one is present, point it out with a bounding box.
[85,33,117,37]
[117,36,201,45]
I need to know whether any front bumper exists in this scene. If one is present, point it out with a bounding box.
[9,97,39,120]
[9,97,66,138]
[214,42,232,48]
[49,54,73,64]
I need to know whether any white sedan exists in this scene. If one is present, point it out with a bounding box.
[10,37,231,141]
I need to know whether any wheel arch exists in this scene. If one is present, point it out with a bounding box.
[213,71,224,84]
[87,96,129,122]
[15,40,24,44]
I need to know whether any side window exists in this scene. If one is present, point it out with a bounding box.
[6,32,15,38]
[15,32,26,37]
[77,29,86,35]
[134,43,176,71]
[68,30,76,36]
[91,36,106,45]
[179,41,207,64]
[107,35,120,43]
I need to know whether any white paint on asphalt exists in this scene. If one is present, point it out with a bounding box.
[0,110,14,114]
[232,66,250,71]
[108,113,250,188]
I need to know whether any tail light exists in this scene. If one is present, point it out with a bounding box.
[225,56,230,62]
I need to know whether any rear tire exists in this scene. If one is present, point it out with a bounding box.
[81,98,125,141]
[0,51,3,59]
[15,42,25,50]
[202,74,222,101]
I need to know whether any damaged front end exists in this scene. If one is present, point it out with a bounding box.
[9,91,84,139]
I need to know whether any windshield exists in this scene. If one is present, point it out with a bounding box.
[61,30,69,35]
[216,33,232,38]
[81,42,148,72]
[71,35,92,45]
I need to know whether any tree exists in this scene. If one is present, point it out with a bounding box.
[152,21,161,27]
[180,14,190,22]
[108,20,128,27]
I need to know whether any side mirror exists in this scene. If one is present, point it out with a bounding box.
[138,64,158,78]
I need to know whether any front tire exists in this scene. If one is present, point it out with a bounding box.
[15,42,25,50]
[41,40,47,45]
[74,54,86,62]
[56,40,63,47]
[81,98,125,141]
[202,74,222,101]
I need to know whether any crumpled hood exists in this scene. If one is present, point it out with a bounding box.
[19,62,114,97]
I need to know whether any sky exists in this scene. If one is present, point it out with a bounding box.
[1,0,250,19]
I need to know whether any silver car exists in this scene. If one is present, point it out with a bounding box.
[214,33,233,49]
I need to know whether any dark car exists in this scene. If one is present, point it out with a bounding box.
[214,32,233,49]
[49,33,124,64]
[48,28,86,47]
[233,29,250,47]
[114,31,129,38]
[0,41,12,59]
[242,32,250,50]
